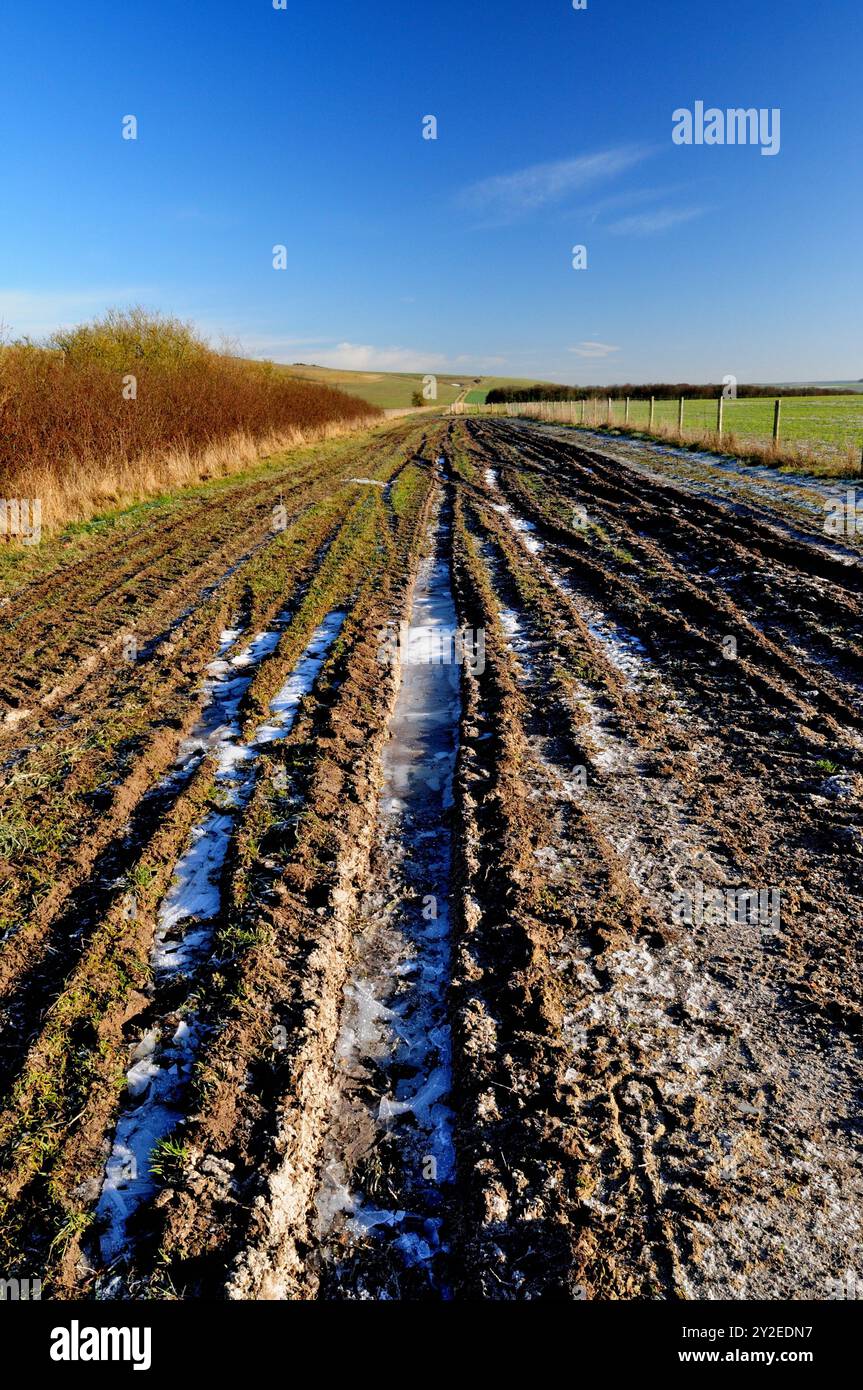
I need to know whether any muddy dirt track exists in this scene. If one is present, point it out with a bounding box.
[0,416,860,1300]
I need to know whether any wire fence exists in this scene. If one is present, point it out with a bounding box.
[450,394,863,467]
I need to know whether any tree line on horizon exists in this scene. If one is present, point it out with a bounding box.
[484,382,848,405]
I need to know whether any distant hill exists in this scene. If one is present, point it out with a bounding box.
[272,364,549,411]
[270,364,863,408]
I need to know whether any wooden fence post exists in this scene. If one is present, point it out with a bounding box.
[717,396,724,436]
[648,396,655,430]
[580,399,585,425]
[773,398,782,444]
[625,396,630,424]
[607,396,613,425]
[678,396,685,432]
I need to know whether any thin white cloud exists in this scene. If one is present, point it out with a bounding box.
[0,288,152,339]
[314,342,450,372]
[581,184,691,223]
[229,333,335,356]
[460,146,652,222]
[568,341,620,359]
[212,333,508,374]
[314,345,510,373]
[608,206,706,236]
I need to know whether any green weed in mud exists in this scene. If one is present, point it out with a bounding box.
[611,545,636,566]
[389,462,428,518]
[0,755,224,1275]
[48,1209,92,1255]
[0,419,440,1288]
[0,811,38,858]
[0,473,373,944]
[129,862,158,890]
[0,804,68,867]
[447,444,479,486]
[149,1137,190,1186]
[240,490,388,733]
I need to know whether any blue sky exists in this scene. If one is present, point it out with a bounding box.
[1,0,860,383]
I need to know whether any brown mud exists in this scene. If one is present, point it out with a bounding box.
[1,416,860,1301]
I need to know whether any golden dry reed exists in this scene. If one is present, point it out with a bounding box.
[0,308,380,535]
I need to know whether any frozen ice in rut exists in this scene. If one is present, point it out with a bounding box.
[315,508,461,1283]
[97,609,345,1265]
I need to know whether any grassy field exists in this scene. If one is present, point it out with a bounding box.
[276,364,545,411]
[459,393,863,473]
[616,394,863,450]
[276,364,467,409]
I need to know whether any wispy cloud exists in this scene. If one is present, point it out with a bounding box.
[230,333,335,357]
[580,183,691,223]
[0,288,152,339]
[311,344,510,373]
[313,342,449,372]
[568,341,620,359]
[459,146,652,224]
[608,205,706,236]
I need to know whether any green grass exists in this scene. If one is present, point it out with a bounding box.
[486,393,863,472]
[275,364,463,410]
[592,394,863,460]
[274,365,550,412]
[149,1136,190,1185]
[339,375,463,410]
[0,423,385,598]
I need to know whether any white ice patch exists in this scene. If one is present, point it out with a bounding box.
[96,610,346,1266]
[315,516,458,1278]
[98,1015,206,1265]
[335,981,395,1059]
[583,609,649,682]
[486,468,652,686]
